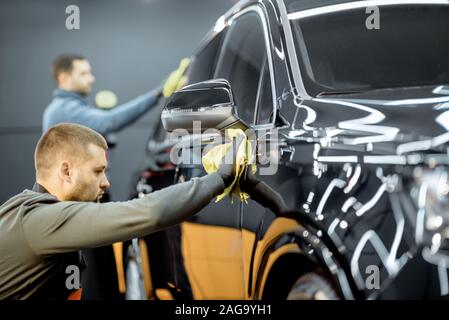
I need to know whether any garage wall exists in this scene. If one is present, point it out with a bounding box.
[0,0,236,202]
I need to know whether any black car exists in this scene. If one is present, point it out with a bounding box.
[126,0,449,300]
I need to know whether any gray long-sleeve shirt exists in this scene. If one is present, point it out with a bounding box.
[43,88,160,135]
[0,173,224,299]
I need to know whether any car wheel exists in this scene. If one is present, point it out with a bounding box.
[286,272,340,300]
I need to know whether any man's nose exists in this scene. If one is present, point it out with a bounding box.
[101,176,111,190]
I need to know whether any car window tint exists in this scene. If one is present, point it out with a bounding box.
[214,12,267,125]
[187,31,225,84]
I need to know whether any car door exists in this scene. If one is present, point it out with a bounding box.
[171,19,250,300]
[212,5,286,299]
[176,6,276,299]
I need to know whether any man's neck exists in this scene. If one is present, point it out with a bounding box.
[32,182,49,194]
[58,83,73,92]
[56,86,87,97]
[35,180,63,200]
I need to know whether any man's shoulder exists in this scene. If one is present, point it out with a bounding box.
[0,190,58,214]
[43,95,90,131]
[21,189,59,206]
[46,94,87,110]
[44,97,85,122]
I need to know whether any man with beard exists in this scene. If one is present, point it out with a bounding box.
[0,123,237,299]
[43,54,187,134]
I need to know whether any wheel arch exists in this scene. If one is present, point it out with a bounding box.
[251,224,358,300]
[260,252,317,300]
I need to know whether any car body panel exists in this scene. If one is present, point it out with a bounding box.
[131,0,449,300]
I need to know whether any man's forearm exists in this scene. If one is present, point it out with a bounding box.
[102,89,161,132]
[248,181,289,216]
[132,172,224,230]
[23,173,224,255]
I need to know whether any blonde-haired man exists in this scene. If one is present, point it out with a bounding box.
[0,123,235,299]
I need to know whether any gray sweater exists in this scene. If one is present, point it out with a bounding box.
[0,173,224,299]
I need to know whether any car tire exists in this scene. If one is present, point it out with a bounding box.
[286,272,340,300]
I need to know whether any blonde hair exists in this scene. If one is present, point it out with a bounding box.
[35,123,108,179]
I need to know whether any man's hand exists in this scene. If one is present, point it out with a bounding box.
[162,58,190,98]
[240,165,261,193]
[217,134,246,187]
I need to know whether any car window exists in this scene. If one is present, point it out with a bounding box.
[289,3,449,95]
[255,58,273,125]
[214,11,270,125]
[186,31,225,84]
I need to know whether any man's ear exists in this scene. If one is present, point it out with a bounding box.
[58,160,72,183]
[58,72,70,87]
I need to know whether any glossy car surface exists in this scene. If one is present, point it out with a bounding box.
[129,0,449,300]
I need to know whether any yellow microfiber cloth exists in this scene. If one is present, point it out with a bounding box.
[202,129,257,203]
[162,58,191,98]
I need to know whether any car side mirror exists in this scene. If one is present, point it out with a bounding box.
[161,79,248,133]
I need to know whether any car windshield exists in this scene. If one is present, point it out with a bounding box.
[287,2,449,96]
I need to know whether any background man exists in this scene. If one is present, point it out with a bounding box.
[43,54,187,134]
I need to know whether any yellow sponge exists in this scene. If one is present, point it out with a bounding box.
[162,58,191,98]
[202,129,257,203]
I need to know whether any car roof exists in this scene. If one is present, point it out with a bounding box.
[234,0,361,13]
[283,0,358,12]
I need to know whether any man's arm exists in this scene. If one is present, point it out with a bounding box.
[22,173,224,256]
[241,167,290,216]
[246,181,289,215]
[65,89,161,135]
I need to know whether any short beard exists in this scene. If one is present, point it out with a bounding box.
[76,90,89,97]
[66,186,97,202]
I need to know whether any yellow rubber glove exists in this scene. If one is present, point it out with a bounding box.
[162,58,191,98]
[202,129,257,203]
